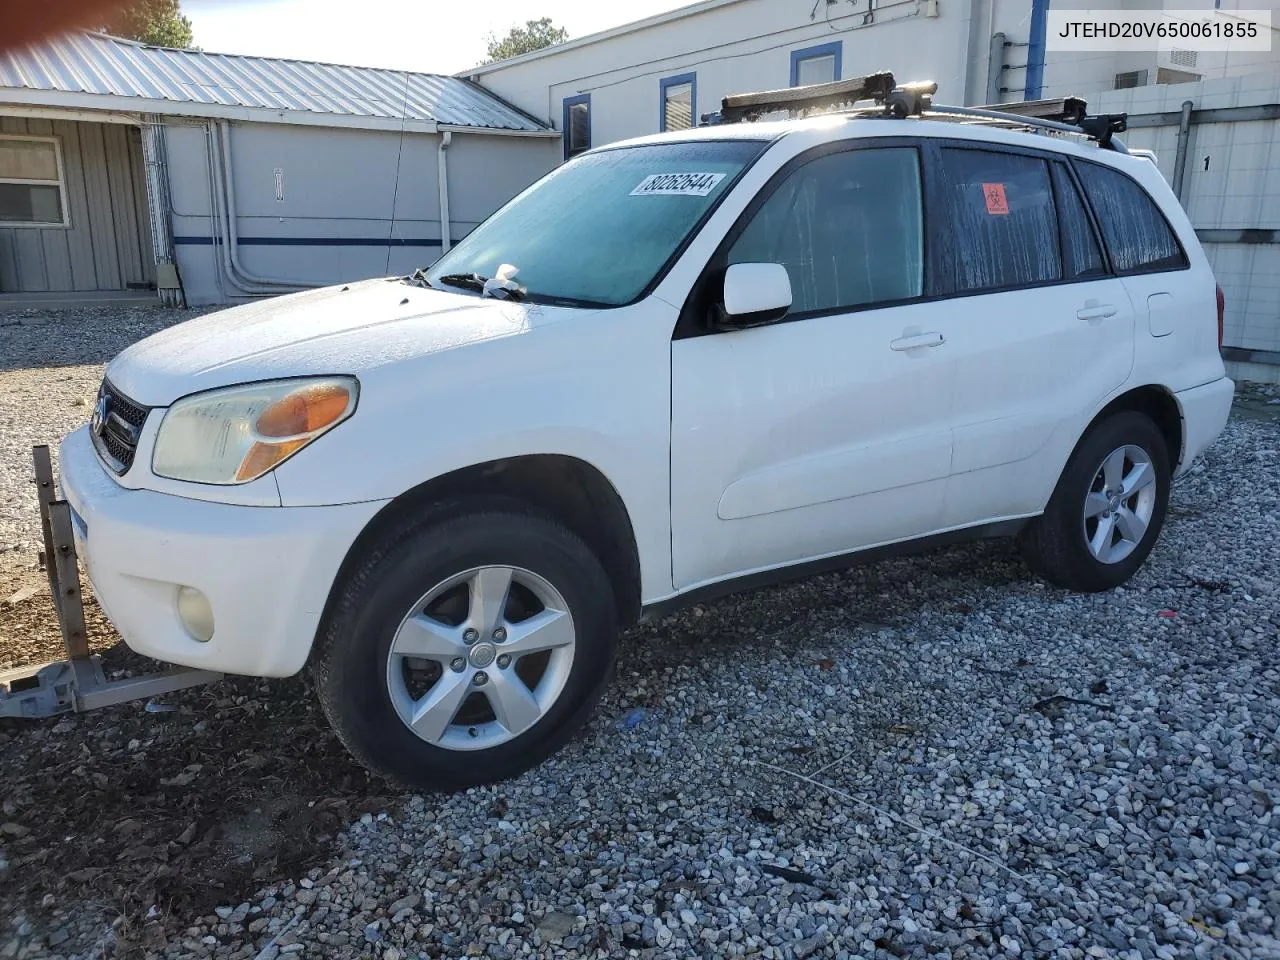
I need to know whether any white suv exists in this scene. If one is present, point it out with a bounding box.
[61,99,1233,789]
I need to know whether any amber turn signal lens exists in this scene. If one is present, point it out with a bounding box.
[255,382,353,438]
[235,438,310,482]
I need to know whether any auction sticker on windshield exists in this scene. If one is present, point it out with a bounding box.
[631,172,727,197]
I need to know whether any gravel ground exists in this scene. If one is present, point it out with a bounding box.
[0,304,217,594]
[2,304,1279,960]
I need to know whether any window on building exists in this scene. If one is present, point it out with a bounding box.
[0,136,67,227]
[660,73,697,132]
[562,95,591,161]
[790,42,842,87]
[1114,70,1148,89]
[936,147,1061,293]
[728,147,924,315]
[1074,161,1188,274]
[1156,67,1201,85]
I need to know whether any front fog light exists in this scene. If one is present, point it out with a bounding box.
[177,586,214,643]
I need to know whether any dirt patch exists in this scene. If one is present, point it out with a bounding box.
[0,587,395,957]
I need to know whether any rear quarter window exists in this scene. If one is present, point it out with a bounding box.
[1074,161,1188,274]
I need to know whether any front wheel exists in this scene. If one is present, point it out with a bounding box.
[1019,411,1172,592]
[313,504,618,791]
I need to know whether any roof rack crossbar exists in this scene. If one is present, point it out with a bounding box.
[978,96,1089,124]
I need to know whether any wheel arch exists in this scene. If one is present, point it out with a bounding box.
[319,454,643,642]
[1037,384,1183,515]
[1086,385,1184,471]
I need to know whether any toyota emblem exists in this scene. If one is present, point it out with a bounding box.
[91,387,108,435]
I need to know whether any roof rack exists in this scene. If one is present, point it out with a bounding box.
[703,72,1129,151]
[979,96,1089,124]
[717,71,897,123]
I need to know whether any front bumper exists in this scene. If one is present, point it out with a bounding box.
[59,426,388,678]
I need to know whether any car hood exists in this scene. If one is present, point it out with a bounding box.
[106,278,545,407]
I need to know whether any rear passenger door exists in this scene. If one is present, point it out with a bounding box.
[929,143,1137,529]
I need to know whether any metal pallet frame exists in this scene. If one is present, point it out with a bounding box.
[0,446,221,719]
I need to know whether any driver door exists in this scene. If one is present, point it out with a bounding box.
[669,142,955,590]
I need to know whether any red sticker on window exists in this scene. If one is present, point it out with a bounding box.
[983,183,1009,215]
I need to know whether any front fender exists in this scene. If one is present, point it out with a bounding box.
[272,299,677,603]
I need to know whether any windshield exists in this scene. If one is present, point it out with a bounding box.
[425,139,767,307]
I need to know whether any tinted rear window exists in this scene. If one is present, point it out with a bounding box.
[936,148,1062,293]
[1075,161,1188,274]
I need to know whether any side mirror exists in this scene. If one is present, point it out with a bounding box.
[718,262,792,328]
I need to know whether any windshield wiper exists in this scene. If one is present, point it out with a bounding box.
[436,272,487,292]
[436,271,526,301]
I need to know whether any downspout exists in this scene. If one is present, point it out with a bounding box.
[437,130,452,255]
[986,32,1007,105]
[140,116,182,307]
[960,0,984,106]
[1025,0,1049,99]
[205,121,232,301]
[206,122,296,296]
[217,121,313,292]
[1171,99,1195,205]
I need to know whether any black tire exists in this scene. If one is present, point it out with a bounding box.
[1018,411,1171,592]
[313,500,618,791]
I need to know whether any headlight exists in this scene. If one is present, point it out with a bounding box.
[152,377,358,484]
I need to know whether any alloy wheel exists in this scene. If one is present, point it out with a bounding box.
[1082,444,1158,564]
[385,565,575,751]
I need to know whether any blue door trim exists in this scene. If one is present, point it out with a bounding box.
[659,72,698,131]
[562,93,592,161]
[790,41,843,87]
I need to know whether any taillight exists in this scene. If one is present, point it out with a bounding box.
[1215,284,1225,347]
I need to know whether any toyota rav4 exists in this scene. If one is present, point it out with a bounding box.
[57,91,1233,789]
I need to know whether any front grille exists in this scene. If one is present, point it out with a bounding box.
[90,379,151,475]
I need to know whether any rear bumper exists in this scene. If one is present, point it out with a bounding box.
[59,426,387,677]
[1174,376,1235,476]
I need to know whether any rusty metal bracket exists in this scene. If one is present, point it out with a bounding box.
[0,446,222,719]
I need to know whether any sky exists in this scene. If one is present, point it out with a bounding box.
[184,0,694,74]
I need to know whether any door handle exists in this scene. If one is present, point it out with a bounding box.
[890,331,945,351]
[1076,302,1118,321]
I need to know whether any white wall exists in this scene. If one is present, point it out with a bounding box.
[164,120,560,305]
[468,0,973,149]
[469,0,1278,151]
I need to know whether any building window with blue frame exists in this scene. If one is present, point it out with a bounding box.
[562,94,591,161]
[790,41,842,87]
[659,73,697,131]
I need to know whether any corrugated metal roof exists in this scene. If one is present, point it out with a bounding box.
[0,31,547,132]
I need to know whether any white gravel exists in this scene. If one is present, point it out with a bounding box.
[3,305,1279,959]
[218,414,1278,960]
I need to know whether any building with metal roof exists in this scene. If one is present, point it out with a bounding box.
[0,31,546,134]
[1,32,560,305]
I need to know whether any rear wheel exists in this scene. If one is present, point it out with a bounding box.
[1019,411,1171,592]
[313,504,617,790]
